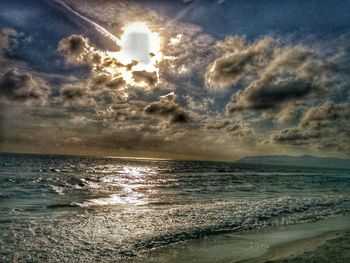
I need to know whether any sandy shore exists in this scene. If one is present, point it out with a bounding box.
[269,230,350,263]
[238,230,345,263]
[140,215,350,263]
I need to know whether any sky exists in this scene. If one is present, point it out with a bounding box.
[0,0,349,161]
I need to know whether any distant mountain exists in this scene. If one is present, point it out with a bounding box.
[237,155,350,169]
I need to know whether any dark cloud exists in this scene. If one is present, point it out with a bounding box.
[270,128,321,145]
[58,79,129,108]
[58,34,120,70]
[144,92,192,124]
[61,85,86,100]
[300,100,350,127]
[0,68,49,104]
[206,36,344,115]
[90,74,125,90]
[205,36,275,90]
[270,100,350,153]
[227,46,339,112]
[58,82,94,107]
[58,34,93,64]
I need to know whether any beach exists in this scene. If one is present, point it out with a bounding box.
[1,153,349,262]
[142,215,350,262]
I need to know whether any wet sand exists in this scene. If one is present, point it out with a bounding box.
[270,230,350,263]
[238,230,343,263]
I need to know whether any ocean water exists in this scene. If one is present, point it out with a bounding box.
[0,153,349,262]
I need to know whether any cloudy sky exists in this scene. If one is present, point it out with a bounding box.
[0,0,349,161]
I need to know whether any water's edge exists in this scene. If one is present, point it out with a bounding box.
[140,214,350,263]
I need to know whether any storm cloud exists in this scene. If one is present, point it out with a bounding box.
[144,92,193,124]
[205,37,276,90]
[228,47,339,112]
[58,34,101,65]
[0,68,49,104]
[205,36,344,115]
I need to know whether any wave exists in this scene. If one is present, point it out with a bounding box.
[1,195,348,262]
[118,195,349,256]
[58,195,350,259]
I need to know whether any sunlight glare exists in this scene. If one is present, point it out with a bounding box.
[117,22,162,73]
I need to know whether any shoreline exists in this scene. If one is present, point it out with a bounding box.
[142,215,350,263]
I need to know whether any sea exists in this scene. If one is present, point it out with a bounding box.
[0,153,349,262]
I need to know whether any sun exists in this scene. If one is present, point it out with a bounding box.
[116,22,162,73]
[100,22,163,88]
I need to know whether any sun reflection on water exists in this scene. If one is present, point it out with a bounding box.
[78,165,156,207]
